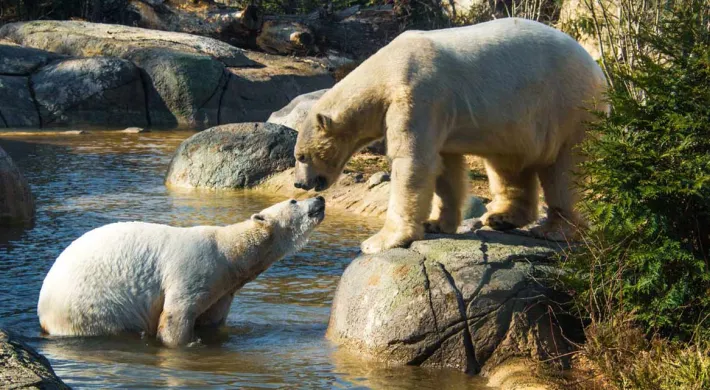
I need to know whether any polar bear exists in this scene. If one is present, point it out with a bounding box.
[293,18,607,254]
[37,196,326,347]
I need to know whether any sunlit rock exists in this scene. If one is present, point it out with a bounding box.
[0,329,68,389]
[165,122,296,189]
[327,230,578,379]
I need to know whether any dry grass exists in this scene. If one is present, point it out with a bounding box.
[563,317,710,389]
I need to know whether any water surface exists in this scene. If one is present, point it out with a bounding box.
[0,130,486,389]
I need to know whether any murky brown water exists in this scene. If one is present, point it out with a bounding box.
[0,130,487,389]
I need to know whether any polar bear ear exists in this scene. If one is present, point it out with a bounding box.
[316,113,333,130]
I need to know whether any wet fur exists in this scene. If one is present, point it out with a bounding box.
[37,198,323,347]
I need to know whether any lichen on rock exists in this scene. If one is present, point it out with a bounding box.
[326,229,578,382]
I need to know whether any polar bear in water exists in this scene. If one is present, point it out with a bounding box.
[38,197,326,347]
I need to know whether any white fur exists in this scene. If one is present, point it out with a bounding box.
[37,197,325,346]
[295,18,608,253]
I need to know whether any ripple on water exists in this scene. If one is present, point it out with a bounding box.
[0,131,488,389]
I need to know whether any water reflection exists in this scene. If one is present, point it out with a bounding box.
[0,130,486,388]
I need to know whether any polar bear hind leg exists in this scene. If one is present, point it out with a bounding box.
[481,159,539,230]
[531,144,586,241]
[426,153,468,234]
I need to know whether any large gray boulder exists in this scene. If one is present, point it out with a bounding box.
[266,89,327,129]
[218,55,334,125]
[0,44,62,76]
[0,146,34,226]
[327,229,577,375]
[32,57,147,128]
[165,122,297,189]
[0,21,334,129]
[0,76,40,128]
[0,329,68,389]
[0,20,255,67]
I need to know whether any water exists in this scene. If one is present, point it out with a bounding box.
[0,131,486,389]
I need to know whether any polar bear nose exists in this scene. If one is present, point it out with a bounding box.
[315,196,325,204]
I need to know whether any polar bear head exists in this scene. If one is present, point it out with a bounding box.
[251,196,326,252]
[293,112,351,191]
[293,110,381,191]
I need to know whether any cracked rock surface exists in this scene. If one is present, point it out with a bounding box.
[326,229,577,375]
[165,122,296,189]
[0,329,68,389]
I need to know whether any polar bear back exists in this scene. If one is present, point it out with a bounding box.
[358,18,606,161]
[38,222,224,336]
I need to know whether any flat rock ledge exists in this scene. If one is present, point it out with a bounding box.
[0,329,69,389]
[327,230,577,389]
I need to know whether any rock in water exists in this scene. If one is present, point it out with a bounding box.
[0,329,69,389]
[327,230,578,375]
[120,127,148,133]
[0,146,34,226]
[165,123,297,189]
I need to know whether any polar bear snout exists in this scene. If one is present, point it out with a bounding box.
[306,196,326,220]
[294,161,329,191]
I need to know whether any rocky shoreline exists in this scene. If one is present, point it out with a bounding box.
[0,21,334,129]
[0,330,69,389]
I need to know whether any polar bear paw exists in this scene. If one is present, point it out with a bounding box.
[481,211,530,231]
[423,219,458,234]
[361,228,420,254]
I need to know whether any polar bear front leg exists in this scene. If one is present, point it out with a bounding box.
[157,297,199,347]
[425,154,467,234]
[196,293,234,328]
[361,156,436,254]
[480,159,538,230]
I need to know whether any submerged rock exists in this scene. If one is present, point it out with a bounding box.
[165,122,297,189]
[120,127,148,133]
[0,329,69,389]
[327,230,578,377]
[0,146,34,226]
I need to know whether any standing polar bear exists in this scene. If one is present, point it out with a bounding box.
[293,18,607,254]
[38,197,325,347]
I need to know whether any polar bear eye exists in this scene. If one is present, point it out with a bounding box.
[290,199,297,205]
[296,154,306,163]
